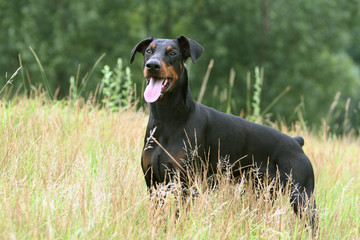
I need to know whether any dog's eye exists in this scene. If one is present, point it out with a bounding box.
[169,51,176,57]
[145,49,152,55]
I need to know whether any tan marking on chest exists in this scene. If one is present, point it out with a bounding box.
[141,152,151,174]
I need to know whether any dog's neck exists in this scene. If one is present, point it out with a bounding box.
[149,68,195,123]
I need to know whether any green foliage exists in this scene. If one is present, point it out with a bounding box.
[246,67,290,125]
[101,58,134,111]
[249,67,263,123]
[181,0,360,129]
[1,0,360,131]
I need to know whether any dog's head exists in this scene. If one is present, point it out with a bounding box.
[130,36,204,103]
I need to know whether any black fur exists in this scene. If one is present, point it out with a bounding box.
[130,36,317,226]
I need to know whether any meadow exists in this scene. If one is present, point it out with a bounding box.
[0,96,359,239]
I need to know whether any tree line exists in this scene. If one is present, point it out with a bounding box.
[1,0,359,133]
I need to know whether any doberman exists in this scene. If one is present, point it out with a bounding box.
[130,36,317,225]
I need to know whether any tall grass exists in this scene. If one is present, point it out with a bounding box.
[0,95,359,239]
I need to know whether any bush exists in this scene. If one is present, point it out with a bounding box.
[100,58,134,111]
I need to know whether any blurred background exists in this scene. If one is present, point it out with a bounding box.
[1,0,359,133]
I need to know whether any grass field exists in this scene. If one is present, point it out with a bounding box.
[0,96,359,239]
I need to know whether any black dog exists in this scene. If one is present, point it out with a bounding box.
[130,36,317,224]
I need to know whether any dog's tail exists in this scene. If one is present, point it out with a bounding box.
[293,136,304,147]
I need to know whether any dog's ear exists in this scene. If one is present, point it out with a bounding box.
[176,36,204,63]
[130,37,154,64]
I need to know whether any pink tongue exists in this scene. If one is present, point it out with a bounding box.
[144,77,164,103]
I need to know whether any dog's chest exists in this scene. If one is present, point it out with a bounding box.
[141,127,188,172]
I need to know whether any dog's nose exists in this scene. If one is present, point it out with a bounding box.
[146,59,161,71]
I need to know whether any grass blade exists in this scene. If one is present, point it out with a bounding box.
[29,46,53,99]
[0,67,22,95]
[226,68,236,114]
[197,59,214,103]
[78,53,106,94]
[261,86,290,116]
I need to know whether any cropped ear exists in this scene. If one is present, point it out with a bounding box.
[176,36,204,63]
[130,37,154,64]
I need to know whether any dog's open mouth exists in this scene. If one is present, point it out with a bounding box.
[161,78,173,93]
[144,77,173,103]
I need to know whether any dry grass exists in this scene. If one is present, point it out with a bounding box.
[0,96,359,239]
